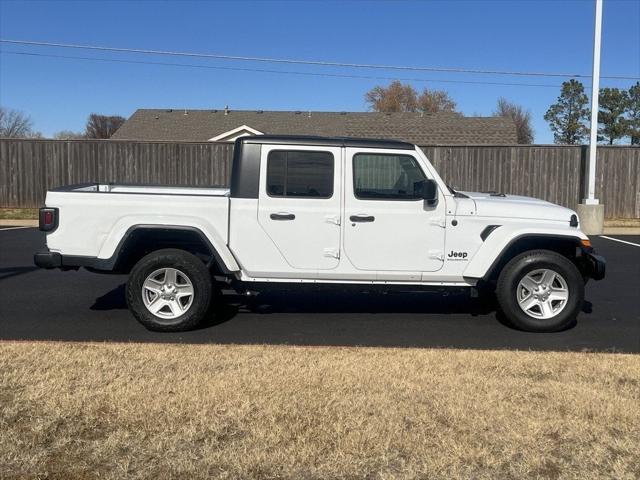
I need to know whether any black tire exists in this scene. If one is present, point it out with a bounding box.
[126,249,213,332]
[496,249,584,332]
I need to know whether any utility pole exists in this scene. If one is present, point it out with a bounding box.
[577,0,605,234]
[586,0,602,204]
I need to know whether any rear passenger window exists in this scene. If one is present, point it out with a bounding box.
[267,150,334,198]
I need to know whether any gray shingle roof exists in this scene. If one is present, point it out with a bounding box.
[112,109,518,145]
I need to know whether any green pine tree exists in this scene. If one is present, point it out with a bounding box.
[598,87,629,144]
[544,80,590,144]
[627,82,640,145]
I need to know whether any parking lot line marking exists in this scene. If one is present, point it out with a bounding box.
[599,235,640,248]
[0,226,30,231]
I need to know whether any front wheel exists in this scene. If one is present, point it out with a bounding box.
[126,249,213,332]
[496,250,584,332]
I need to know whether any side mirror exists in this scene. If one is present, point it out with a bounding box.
[421,179,438,205]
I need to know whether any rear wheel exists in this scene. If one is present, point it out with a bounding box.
[496,250,584,332]
[126,249,213,331]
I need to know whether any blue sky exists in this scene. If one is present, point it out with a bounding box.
[0,0,638,142]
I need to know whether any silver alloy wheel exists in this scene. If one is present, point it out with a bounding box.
[516,268,569,320]
[142,268,194,321]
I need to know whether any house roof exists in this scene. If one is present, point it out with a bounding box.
[112,109,518,145]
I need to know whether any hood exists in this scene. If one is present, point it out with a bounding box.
[459,191,576,222]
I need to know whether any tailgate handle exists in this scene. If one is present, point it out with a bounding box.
[270,213,295,221]
[350,215,375,223]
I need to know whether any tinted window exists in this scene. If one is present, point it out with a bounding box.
[353,153,427,200]
[267,150,334,198]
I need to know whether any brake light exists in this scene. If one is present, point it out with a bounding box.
[39,207,58,232]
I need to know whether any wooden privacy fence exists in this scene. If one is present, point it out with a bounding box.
[1,139,639,218]
[421,145,640,219]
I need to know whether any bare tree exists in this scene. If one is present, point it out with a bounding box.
[418,88,458,114]
[494,97,534,144]
[0,107,34,138]
[85,114,126,139]
[365,81,459,115]
[365,81,419,112]
[53,130,86,140]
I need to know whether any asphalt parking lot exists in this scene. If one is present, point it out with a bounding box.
[1,227,639,352]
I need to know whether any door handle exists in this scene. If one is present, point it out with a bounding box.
[270,213,295,221]
[350,215,375,222]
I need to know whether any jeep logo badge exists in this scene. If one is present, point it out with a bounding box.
[447,250,468,260]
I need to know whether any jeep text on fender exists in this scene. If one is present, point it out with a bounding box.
[34,135,605,332]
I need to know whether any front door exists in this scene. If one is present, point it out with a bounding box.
[257,145,342,271]
[343,148,446,273]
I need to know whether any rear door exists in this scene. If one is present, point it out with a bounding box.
[343,148,446,274]
[257,145,342,270]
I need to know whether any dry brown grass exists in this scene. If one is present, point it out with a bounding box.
[1,342,638,479]
[0,208,38,220]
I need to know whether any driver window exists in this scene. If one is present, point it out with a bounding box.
[353,153,427,200]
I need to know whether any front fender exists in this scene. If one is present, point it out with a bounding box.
[463,224,587,279]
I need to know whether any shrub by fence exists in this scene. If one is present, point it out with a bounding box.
[1,139,638,218]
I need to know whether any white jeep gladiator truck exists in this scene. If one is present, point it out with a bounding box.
[35,135,605,332]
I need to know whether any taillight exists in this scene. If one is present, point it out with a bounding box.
[39,207,58,232]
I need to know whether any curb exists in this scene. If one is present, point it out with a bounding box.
[0,219,38,227]
[602,227,640,235]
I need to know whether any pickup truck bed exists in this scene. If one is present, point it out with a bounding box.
[53,182,230,196]
[44,183,233,264]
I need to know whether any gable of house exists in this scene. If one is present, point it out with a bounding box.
[208,124,264,142]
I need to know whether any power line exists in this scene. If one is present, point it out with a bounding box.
[1,38,638,81]
[0,50,566,88]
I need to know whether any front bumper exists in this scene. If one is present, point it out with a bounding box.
[584,252,606,280]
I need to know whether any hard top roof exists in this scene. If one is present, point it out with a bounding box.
[235,135,415,150]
